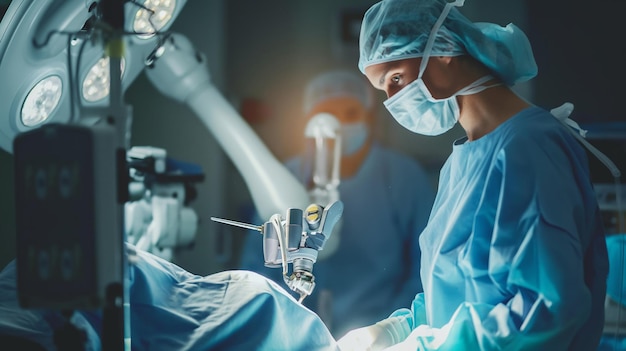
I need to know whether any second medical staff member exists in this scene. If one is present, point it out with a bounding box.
[338,0,609,350]
[240,69,435,338]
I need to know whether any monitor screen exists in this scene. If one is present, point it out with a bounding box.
[527,2,626,125]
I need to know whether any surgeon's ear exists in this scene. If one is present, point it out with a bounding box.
[439,56,453,65]
[431,56,453,71]
[442,56,466,75]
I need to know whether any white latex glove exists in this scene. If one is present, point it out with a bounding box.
[337,323,395,351]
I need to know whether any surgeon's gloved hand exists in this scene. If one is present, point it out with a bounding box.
[337,318,405,351]
[337,323,389,351]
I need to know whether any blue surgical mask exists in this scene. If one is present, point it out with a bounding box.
[341,122,369,155]
[384,74,497,136]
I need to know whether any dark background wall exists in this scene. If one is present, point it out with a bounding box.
[526,0,625,124]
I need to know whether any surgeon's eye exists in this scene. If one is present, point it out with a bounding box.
[391,75,401,84]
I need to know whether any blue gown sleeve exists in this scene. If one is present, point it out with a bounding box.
[379,133,608,350]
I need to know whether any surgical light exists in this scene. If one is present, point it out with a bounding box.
[0,0,188,153]
[82,56,126,102]
[20,75,63,127]
[133,0,176,39]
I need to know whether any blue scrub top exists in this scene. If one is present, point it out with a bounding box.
[381,106,609,350]
[240,143,436,338]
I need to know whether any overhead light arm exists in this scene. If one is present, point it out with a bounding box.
[143,33,310,219]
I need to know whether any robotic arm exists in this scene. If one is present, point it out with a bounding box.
[3,0,336,309]
[1,1,338,349]
[212,200,344,302]
[141,32,342,301]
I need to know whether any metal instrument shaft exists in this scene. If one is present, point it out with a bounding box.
[210,217,263,233]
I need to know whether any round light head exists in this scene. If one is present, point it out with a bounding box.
[133,0,177,39]
[21,75,63,127]
[82,56,126,102]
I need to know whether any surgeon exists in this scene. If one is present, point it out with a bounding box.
[336,0,609,350]
[240,69,435,338]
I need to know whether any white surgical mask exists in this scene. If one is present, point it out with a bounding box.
[341,121,369,155]
[383,0,498,136]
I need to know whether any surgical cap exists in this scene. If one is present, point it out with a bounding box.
[358,0,538,86]
[303,70,374,114]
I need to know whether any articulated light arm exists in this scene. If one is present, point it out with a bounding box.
[143,33,310,219]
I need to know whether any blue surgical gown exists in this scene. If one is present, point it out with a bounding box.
[240,143,435,338]
[381,106,609,350]
[0,244,339,351]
